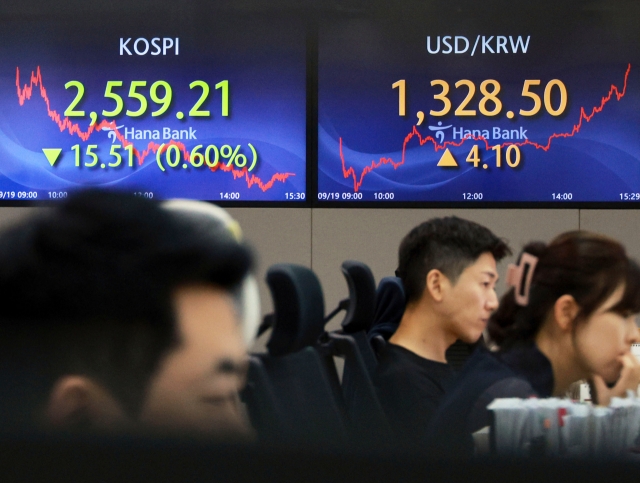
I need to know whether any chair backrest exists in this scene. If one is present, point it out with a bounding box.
[246,264,348,445]
[339,260,377,334]
[368,276,406,342]
[255,263,390,447]
[370,334,387,360]
[316,332,393,446]
[328,260,379,379]
[258,348,349,446]
[241,356,289,442]
[265,264,325,357]
[317,261,392,446]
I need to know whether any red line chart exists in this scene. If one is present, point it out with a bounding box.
[15,66,294,192]
[340,64,631,192]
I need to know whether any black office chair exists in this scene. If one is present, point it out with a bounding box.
[367,276,406,359]
[264,264,326,356]
[324,261,378,378]
[320,260,392,445]
[244,264,349,446]
[338,261,377,333]
[241,356,288,442]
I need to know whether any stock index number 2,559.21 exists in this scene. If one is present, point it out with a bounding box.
[63,79,230,122]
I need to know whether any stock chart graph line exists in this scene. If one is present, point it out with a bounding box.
[15,66,294,192]
[340,64,631,192]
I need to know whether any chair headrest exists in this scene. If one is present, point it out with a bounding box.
[265,264,325,356]
[368,277,406,340]
[339,260,377,334]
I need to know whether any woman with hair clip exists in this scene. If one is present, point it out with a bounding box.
[425,231,640,456]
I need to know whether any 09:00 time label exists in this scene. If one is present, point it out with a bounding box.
[0,191,38,199]
[318,192,396,200]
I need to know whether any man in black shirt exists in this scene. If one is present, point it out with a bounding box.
[374,217,510,446]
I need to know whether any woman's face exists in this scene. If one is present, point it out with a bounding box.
[573,285,640,384]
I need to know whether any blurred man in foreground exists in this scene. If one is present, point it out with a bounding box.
[0,190,253,438]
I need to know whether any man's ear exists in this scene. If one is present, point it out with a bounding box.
[425,269,449,303]
[46,376,127,430]
[553,294,580,332]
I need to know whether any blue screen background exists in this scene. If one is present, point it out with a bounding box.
[0,11,306,202]
[318,9,640,203]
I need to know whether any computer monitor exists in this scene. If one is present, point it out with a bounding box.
[0,3,307,204]
[317,1,640,206]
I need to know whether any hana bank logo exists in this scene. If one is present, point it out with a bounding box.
[102,125,125,143]
[428,121,453,143]
[427,122,528,141]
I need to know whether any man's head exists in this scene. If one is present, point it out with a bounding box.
[396,217,510,343]
[0,190,253,436]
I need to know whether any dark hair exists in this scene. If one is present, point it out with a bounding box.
[0,190,253,427]
[397,216,511,304]
[489,231,640,348]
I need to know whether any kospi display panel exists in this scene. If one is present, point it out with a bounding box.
[317,2,640,204]
[0,7,306,203]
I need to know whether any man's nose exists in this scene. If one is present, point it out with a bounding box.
[627,321,640,345]
[486,290,499,311]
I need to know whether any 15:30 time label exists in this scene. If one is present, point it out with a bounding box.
[63,79,230,123]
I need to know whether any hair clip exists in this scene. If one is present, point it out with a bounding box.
[506,252,539,306]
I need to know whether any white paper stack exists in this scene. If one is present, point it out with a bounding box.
[488,398,531,456]
[487,395,640,457]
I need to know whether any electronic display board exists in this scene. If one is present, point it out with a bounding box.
[317,3,640,204]
[0,7,306,203]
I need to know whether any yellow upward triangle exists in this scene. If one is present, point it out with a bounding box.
[437,148,458,167]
